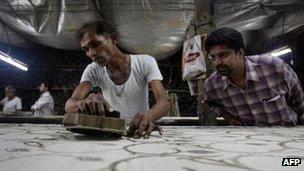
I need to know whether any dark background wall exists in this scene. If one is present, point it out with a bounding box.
[0,44,197,116]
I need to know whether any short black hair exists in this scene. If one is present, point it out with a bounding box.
[204,27,244,53]
[77,20,117,40]
[41,81,51,90]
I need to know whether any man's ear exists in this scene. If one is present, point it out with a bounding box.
[109,33,118,44]
[238,49,245,57]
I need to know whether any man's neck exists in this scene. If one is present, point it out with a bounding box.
[8,96,15,101]
[106,51,126,72]
[106,51,131,85]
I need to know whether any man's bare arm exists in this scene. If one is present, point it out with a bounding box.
[145,80,171,121]
[127,80,171,138]
[65,81,91,114]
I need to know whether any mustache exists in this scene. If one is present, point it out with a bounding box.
[216,64,228,70]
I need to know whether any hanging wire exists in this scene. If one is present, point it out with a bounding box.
[282,11,285,34]
[93,0,105,19]
[0,16,12,55]
[194,0,198,35]
[166,65,173,91]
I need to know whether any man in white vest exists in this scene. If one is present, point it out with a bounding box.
[65,20,171,138]
[0,85,22,113]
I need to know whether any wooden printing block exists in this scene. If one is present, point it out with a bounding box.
[62,113,125,137]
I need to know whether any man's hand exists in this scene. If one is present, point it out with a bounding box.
[127,113,163,139]
[222,113,244,126]
[77,93,111,115]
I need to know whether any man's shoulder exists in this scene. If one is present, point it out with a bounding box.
[14,97,21,102]
[205,72,219,82]
[131,54,155,62]
[131,54,158,69]
[204,72,223,90]
[85,62,99,69]
[246,54,287,73]
[131,54,153,58]
[246,54,282,65]
[84,62,105,74]
[43,91,52,97]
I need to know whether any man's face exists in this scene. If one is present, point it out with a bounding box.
[209,45,241,76]
[39,84,47,93]
[5,88,14,99]
[80,28,115,67]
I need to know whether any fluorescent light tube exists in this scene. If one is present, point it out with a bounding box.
[271,48,292,57]
[0,51,28,71]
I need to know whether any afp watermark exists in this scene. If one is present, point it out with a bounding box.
[282,158,301,166]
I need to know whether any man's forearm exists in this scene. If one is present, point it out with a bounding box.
[36,100,51,110]
[65,98,79,114]
[145,99,171,121]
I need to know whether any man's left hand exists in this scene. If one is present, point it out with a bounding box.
[127,113,163,139]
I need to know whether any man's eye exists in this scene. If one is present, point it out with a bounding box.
[220,53,229,59]
[209,55,215,60]
[91,41,100,48]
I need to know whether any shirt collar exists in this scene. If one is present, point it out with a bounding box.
[221,57,259,90]
[245,57,259,82]
[41,91,49,96]
[221,75,230,90]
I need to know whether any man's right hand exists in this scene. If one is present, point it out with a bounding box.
[77,93,111,115]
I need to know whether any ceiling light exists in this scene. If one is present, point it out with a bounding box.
[271,47,292,57]
[0,51,28,71]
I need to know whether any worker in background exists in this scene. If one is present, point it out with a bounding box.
[0,85,22,113]
[31,82,55,116]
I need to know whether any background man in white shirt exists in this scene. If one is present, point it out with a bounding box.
[65,20,171,138]
[31,82,55,116]
[0,85,22,113]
